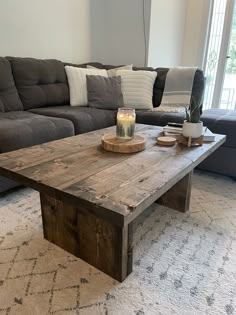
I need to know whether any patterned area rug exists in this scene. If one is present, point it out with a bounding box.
[0,171,236,315]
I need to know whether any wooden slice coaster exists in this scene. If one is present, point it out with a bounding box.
[101,134,146,153]
[157,136,176,146]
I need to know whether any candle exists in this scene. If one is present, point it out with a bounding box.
[116,108,136,140]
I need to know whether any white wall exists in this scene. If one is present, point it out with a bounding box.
[89,0,211,68]
[0,0,211,67]
[0,0,90,63]
[90,0,152,67]
[181,0,212,68]
[148,0,187,68]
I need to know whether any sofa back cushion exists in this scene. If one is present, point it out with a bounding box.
[8,57,69,110]
[0,57,24,112]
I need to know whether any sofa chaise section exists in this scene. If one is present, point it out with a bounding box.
[137,108,236,179]
[0,111,74,193]
[198,109,236,178]
[0,111,74,153]
[0,57,76,193]
[29,106,116,134]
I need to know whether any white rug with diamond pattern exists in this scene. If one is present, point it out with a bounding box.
[0,171,236,315]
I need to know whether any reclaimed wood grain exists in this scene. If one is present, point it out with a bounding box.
[0,126,226,226]
[0,125,152,172]
[0,126,127,169]
[157,171,193,212]
[40,192,133,281]
[64,137,225,225]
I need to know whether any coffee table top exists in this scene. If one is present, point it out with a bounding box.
[0,124,225,226]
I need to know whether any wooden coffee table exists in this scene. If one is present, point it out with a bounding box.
[0,124,225,281]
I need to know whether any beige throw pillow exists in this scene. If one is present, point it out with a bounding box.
[116,70,157,110]
[87,64,133,77]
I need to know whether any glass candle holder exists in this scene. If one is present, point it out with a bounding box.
[116,108,136,140]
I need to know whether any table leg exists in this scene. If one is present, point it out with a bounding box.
[40,193,133,282]
[157,171,193,212]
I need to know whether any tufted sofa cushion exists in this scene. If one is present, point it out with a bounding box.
[7,57,69,110]
[0,111,74,153]
[0,57,23,112]
[201,109,236,148]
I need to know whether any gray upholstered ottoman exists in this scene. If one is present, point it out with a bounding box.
[198,109,236,178]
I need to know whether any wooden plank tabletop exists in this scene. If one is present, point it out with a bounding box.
[0,124,226,226]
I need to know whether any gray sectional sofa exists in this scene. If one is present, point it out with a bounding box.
[0,56,235,193]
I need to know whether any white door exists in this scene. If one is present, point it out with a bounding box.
[220,1,236,109]
[204,0,236,110]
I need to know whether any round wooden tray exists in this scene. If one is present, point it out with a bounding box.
[101,134,146,153]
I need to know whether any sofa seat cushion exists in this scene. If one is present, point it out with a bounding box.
[0,111,74,153]
[136,110,186,126]
[201,109,236,148]
[29,106,117,134]
[7,57,69,110]
[0,57,24,112]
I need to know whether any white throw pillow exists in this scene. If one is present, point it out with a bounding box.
[87,64,133,77]
[65,66,108,106]
[116,70,157,110]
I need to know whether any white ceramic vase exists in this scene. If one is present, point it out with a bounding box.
[182,120,203,138]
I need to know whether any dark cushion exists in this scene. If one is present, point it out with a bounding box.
[136,110,186,126]
[0,57,23,112]
[29,106,116,134]
[7,57,69,110]
[0,177,19,194]
[0,111,74,153]
[201,109,236,148]
[86,75,124,109]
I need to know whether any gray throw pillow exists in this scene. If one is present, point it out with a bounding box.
[86,75,124,109]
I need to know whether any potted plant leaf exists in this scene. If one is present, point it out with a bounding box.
[182,95,203,138]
